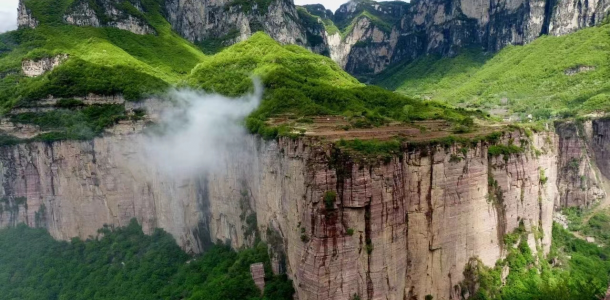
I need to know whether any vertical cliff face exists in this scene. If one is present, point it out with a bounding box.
[592,119,610,180]
[0,126,573,300]
[297,0,610,76]
[164,0,308,47]
[555,121,606,208]
[17,0,38,29]
[21,54,69,77]
[63,0,156,35]
[549,0,610,35]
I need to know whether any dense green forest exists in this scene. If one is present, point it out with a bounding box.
[465,223,610,300]
[0,220,293,300]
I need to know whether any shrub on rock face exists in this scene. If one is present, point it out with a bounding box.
[324,191,337,210]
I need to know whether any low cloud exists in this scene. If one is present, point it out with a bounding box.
[140,81,262,178]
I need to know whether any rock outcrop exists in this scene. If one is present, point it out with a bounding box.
[549,0,610,36]
[164,0,308,47]
[304,0,610,75]
[63,0,156,35]
[17,0,38,29]
[16,0,610,75]
[2,121,592,299]
[556,121,606,208]
[21,54,68,77]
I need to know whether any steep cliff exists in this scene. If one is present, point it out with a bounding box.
[164,0,308,48]
[0,121,581,300]
[555,121,606,208]
[15,0,610,76]
[63,0,156,35]
[17,0,38,29]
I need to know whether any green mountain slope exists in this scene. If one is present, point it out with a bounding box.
[187,32,479,138]
[2,0,478,144]
[375,24,610,118]
[0,0,205,109]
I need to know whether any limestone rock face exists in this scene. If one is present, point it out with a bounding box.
[17,0,38,29]
[549,0,610,36]
[164,0,307,46]
[592,119,610,180]
[21,54,69,77]
[300,0,610,75]
[556,122,607,208]
[0,127,575,300]
[63,0,156,35]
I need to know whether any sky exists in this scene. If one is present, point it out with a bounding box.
[0,0,19,33]
[294,0,406,12]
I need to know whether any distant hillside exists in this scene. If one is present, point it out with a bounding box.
[375,24,610,119]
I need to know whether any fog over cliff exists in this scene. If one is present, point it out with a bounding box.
[140,82,262,178]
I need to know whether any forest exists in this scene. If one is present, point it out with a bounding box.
[0,220,293,300]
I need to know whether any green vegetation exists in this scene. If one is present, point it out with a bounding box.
[300,5,339,36]
[227,0,275,13]
[324,191,337,210]
[375,24,610,117]
[0,220,294,300]
[464,224,610,300]
[336,138,401,157]
[563,207,585,231]
[0,0,205,110]
[188,32,479,139]
[563,206,610,245]
[333,0,407,38]
[1,0,481,145]
[488,144,524,158]
[10,104,127,141]
[581,210,610,245]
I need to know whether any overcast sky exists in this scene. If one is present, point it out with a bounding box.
[0,0,19,33]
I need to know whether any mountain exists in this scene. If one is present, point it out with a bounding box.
[1,1,610,300]
[15,0,610,77]
[374,22,610,120]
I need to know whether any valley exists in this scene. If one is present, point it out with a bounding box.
[0,0,609,300]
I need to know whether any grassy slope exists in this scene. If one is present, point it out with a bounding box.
[0,0,205,108]
[2,0,477,143]
[188,32,478,138]
[375,24,610,116]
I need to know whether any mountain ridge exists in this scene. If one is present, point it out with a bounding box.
[15,0,610,77]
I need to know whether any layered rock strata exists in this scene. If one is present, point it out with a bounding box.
[0,126,565,300]
[164,0,308,46]
[555,121,606,208]
[63,0,156,35]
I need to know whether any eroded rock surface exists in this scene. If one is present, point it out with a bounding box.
[556,122,606,208]
[21,54,69,77]
[17,0,38,29]
[0,126,581,300]
[63,0,156,35]
[164,0,307,46]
